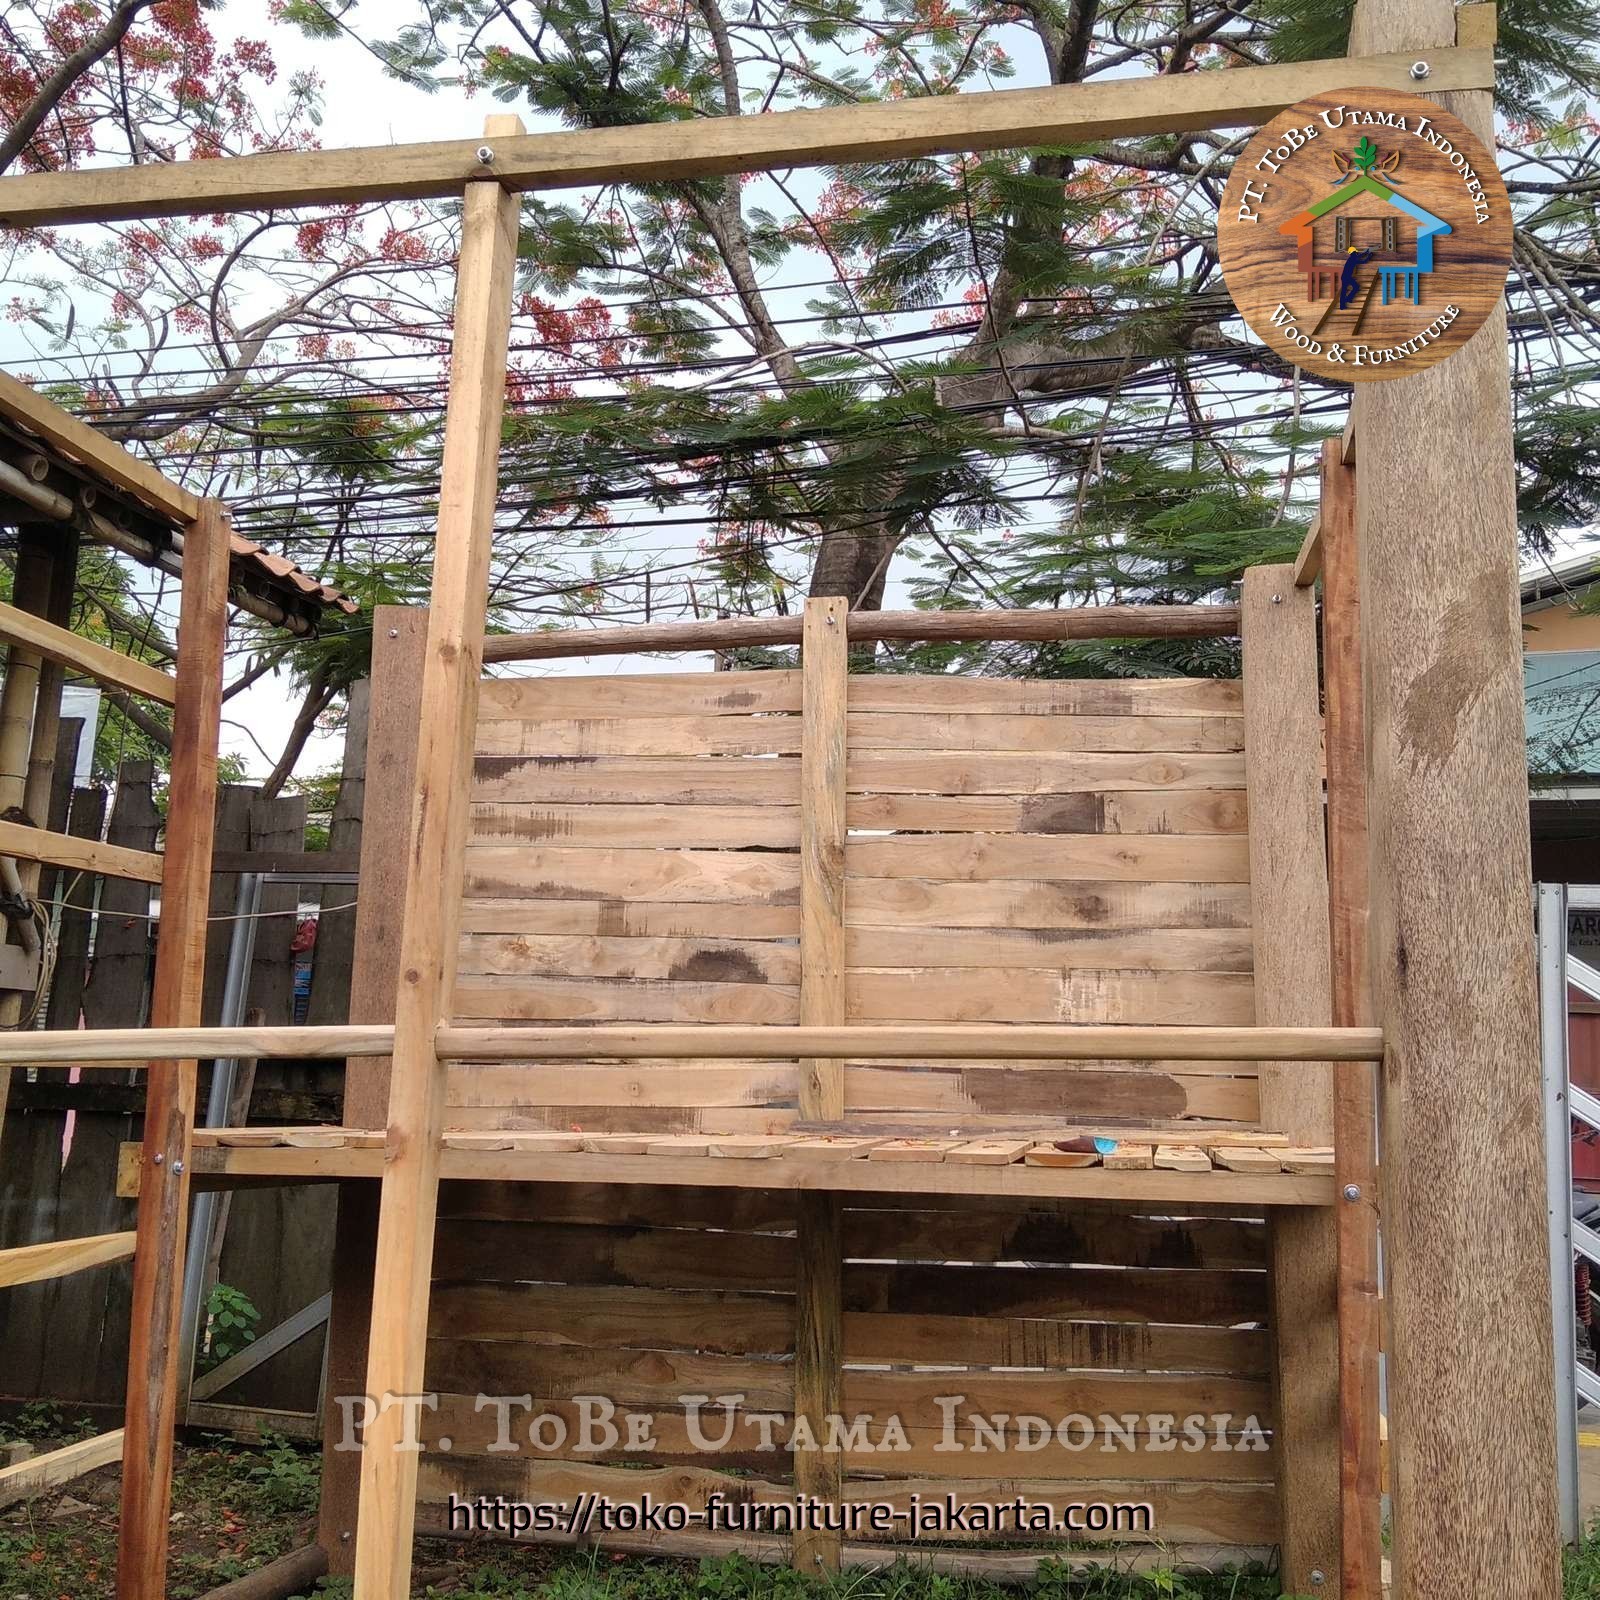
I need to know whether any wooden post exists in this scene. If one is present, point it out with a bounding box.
[351,120,523,1600]
[1319,441,1383,1597]
[793,596,847,1573]
[1240,564,1339,1592]
[317,606,428,1571]
[1346,4,1562,1594]
[117,500,230,1600]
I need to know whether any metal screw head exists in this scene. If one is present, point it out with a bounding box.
[172,1160,184,1175]
[1310,1570,1327,1587]
[476,144,496,164]
[1271,593,1283,605]
[1343,1183,1361,1201]
[152,1152,164,1165]
[1409,60,1430,79]
[387,627,399,638]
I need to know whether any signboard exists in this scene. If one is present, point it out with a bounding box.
[1217,88,1512,382]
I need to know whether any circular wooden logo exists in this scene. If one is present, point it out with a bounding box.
[1217,88,1511,382]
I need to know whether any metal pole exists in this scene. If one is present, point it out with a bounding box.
[1539,880,1582,1545]
[177,870,262,1395]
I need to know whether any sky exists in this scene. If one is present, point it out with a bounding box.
[4,2,1576,794]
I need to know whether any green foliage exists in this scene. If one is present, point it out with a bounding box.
[0,1398,97,1443]
[198,1281,260,1371]
[242,1431,321,1516]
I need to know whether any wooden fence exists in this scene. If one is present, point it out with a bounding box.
[0,679,372,1417]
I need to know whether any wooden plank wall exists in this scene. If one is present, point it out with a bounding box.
[0,732,369,1416]
[430,665,1275,1559]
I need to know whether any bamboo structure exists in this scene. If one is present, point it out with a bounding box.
[0,6,1559,1598]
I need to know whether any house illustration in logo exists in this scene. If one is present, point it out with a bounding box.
[1278,140,1451,319]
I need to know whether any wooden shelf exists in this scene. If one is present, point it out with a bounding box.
[122,1127,1336,1206]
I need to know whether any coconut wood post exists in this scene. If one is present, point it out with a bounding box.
[1346,3,1562,1595]
[351,117,523,1600]
[117,500,230,1599]
[793,596,848,1573]
[1240,565,1339,1592]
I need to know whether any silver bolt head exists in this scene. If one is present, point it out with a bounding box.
[152,1152,164,1164]
[1271,593,1283,604]
[1343,1183,1361,1201]
[1410,60,1430,79]
[1311,1570,1327,1586]
[476,144,495,164]
[172,1160,184,1175]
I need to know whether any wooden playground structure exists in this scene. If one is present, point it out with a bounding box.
[0,2,1562,1597]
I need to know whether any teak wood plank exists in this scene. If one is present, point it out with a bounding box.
[0,600,176,704]
[948,1138,1033,1165]
[474,714,803,758]
[163,1138,1340,1203]
[1103,1144,1154,1170]
[0,51,1491,227]
[793,597,848,1570]
[845,876,1254,932]
[0,817,162,882]
[485,604,1241,663]
[117,500,228,1600]
[1213,1147,1284,1174]
[844,711,1244,753]
[845,832,1251,884]
[1241,562,1339,1594]
[845,749,1245,796]
[0,1230,135,1288]
[352,128,523,1600]
[478,669,802,719]
[433,1021,1383,1061]
[1319,435,1385,1600]
[843,789,1249,836]
[1153,1145,1212,1173]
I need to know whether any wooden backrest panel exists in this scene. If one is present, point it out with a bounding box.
[450,666,1261,1133]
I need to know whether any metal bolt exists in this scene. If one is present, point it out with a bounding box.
[1410,60,1430,80]
[1343,1183,1361,1201]
[1310,1570,1327,1587]
[388,627,399,638]
[341,1530,352,1543]
[172,1160,184,1175]
[476,144,496,164]
[1271,593,1282,605]
[152,1152,164,1165]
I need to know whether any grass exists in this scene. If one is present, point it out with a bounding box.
[3,1423,1598,1599]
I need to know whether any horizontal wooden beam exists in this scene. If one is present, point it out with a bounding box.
[0,817,163,882]
[1293,516,1323,588]
[483,603,1241,663]
[0,1020,1383,1066]
[0,50,1491,227]
[0,600,176,704]
[0,1429,123,1509]
[143,1141,1339,1206]
[0,1230,135,1288]
[0,1022,395,1066]
[0,371,199,522]
[437,1023,1385,1062]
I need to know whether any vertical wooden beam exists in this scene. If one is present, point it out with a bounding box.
[1241,563,1339,1594]
[1346,4,1561,1594]
[117,500,229,1600]
[352,121,523,1600]
[317,605,428,1572]
[1320,441,1383,1599]
[793,595,847,1573]
[799,595,847,1124]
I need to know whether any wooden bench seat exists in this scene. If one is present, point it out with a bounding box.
[133,1125,1337,1205]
